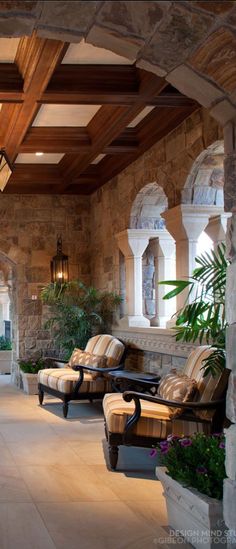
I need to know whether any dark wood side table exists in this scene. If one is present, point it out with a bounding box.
[108,369,160,395]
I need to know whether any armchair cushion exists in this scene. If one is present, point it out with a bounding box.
[103,393,210,438]
[68,348,107,379]
[38,367,111,394]
[158,371,197,419]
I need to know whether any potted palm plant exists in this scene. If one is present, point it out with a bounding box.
[40,280,122,359]
[154,433,227,549]
[0,335,12,374]
[159,243,228,376]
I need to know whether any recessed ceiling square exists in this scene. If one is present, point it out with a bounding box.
[91,154,106,165]
[32,105,101,127]
[128,107,155,128]
[15,153,64,164]
[62,39,134,65]
[0,38,20,62]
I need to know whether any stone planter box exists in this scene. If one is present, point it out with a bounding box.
[0,350,12,374]
[21,372,39,395]
[156,466,227,549]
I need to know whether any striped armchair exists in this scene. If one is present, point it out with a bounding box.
[38,334,125,418]
[103,346,230,470]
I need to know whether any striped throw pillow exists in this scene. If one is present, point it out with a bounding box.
[158,371,197,419]
[68,348,107,379]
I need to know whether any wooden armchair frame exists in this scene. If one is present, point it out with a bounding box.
[38,344,126,418]
[104,381,227,470]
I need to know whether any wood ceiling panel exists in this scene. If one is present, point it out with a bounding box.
[1,36,199,195]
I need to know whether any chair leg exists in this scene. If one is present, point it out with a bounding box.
[38,386,44,405]
[109,445,119,470]
[63,398,69,418]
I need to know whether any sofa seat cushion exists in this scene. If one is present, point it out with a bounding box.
[38,368,111,395]
[103,394,210,438]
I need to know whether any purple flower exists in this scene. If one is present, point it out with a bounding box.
[160,441,169,449]
[219,441,225,449]
[196,466,208,474]
[149,449,157,458]
[167,435,179,442]
[161,445,170,454]
[180,438,192,447]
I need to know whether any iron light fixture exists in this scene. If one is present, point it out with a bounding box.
[51,236,69,284]
[0,150,13,192]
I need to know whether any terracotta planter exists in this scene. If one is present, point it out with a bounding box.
[156,466,227,549]
[0,350,12,374]
[21,372,39,395]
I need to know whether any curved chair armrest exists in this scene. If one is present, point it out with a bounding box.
[71,363,125,374]
[123,391,225,409]
[120,391,225,438]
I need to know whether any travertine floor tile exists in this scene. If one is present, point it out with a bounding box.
[0,502,56,549]
[19,464,119,502]
[68,440,108,465]
[89,464,162,501]
[37,501,169,549]
[7,440,81,466]
[0,466,32,502]
[0,421,60,443]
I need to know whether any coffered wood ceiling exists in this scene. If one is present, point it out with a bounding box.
[0,35,199,195]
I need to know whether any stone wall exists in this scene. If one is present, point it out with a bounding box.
[90,108,222,291]
[0,194,90,379]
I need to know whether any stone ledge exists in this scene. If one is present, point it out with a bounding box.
[112,326,196,358]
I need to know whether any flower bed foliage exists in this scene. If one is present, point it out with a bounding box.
[18,358,45,374]
[152,433,226,500]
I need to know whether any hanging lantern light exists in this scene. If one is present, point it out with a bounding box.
[50,236,69,284]
[0,150,12,192]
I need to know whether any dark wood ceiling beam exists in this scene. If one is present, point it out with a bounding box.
[6,163,62,189]
[58,72,167,189]
[20,127,139,154]
[91,105,200,188]
[0,35,68,162]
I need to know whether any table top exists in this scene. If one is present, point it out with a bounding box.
[108,369,160,382]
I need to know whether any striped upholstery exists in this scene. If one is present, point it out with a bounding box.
[182,346,229,420]
[103,393,210,438]
[158,372,197,419]
[85,334,124,368]
[38,334,124,395]
[38,368,112,394]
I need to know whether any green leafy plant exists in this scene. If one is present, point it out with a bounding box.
[152,433,226,500]
[40,280,122,359]
[0,336,12,350]
[18,357,46,374]
[159,243,228,375]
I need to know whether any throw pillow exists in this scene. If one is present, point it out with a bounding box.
[158,372,197,419]
[68,348,107,379]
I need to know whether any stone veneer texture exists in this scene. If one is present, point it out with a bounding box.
[0,194,90,371]
[90,108,222,292]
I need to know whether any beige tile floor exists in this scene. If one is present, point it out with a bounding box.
[0,376,188,549]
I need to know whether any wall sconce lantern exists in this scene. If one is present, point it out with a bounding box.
[50,236,69,284]
[0,150,13,192]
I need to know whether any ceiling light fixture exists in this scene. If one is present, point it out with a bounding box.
[35,152,44,156]
[0,150,13,192]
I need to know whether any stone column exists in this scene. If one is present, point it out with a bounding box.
[161,205,221,310]
[223,121,236,541]
[116,229,150,327]
[205,214,231,252]
[149,234,175,327]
